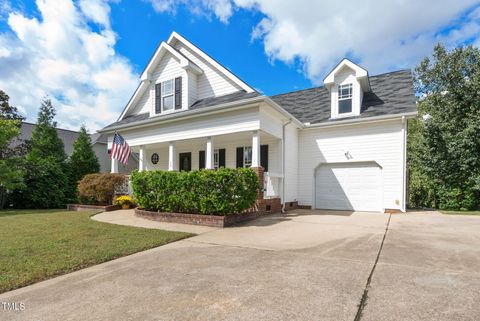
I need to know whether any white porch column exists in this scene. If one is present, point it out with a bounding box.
[251,130,260,168]
[168,142,176,171]
[139,145,145,172]
[206,136,214,169]
[111,157,118,173]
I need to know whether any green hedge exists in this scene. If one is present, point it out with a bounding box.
[131,168,260,215]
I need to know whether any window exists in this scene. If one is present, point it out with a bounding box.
[213,149,219,169]
[243,146,252,167]
[338,83,353,114]
[162,79,174,111]
[151,153,159,164]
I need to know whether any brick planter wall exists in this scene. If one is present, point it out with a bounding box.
[135,197,282,228]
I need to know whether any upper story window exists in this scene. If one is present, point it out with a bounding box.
[162,79,174,111]
[338,83,353,114]
[155,77,182,114]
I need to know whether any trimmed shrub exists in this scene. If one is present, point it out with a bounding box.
[78,173,127,205]
[131,168,259,215]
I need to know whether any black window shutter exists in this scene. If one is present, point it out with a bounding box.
[219,149,226,168]
[155,83,161,114]
[236,147,244,168]
[199,150,205,169]
[174,77,182,110]
[261,145,269,172]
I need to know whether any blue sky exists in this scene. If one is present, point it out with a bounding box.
[0,0,479,130]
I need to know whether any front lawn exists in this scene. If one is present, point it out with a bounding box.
[440,210,480,216]
[0,209,192,293]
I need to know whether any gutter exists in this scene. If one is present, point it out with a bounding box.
[98,96,266,134]
[281,118,293,213]
[99,95,304,134]
[302,111,418,130]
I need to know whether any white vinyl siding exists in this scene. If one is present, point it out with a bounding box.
[298,119,404,211]
[173,41,242,99]
[283,123,298,203]
[131,84,153,115]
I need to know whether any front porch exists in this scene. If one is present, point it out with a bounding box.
[111,130,284,201]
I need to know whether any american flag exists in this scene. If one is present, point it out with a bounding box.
[111,132,131,165]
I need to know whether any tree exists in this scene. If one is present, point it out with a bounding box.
[67,125,100,199]
[28,98,66,163]
[0,119,24,208]
[11,98,68,208]
[409,44,480,210]
[0,90,26,209]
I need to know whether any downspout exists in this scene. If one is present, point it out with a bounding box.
[281,118,293,213]
[401,115,407,213]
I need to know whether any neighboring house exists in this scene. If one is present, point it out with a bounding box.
[16,122,138,173]
[98,32,417,213]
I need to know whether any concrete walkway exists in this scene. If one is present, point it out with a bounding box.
[92,209,218,234]
[1,210,480,321]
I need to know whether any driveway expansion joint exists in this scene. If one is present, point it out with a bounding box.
[354,213,392,321]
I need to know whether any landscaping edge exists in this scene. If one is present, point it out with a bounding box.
[135,198,281,227]
[67,204,121,212]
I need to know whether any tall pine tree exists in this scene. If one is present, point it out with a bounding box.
[12,98,68,208]
[67,125,100,198]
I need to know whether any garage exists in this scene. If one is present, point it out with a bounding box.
[315,162,382,212]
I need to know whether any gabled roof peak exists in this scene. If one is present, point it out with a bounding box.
[323,58,370,91]
[140,41,202,81]
[167,31,254,93]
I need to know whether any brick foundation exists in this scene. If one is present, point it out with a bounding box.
[297,205,312,210]
[251,166,265,200]
[283,201,299,211]
[384,208,403,214]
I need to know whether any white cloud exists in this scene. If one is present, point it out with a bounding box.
[79,0,112,28]
[146,0,233,22]
[148,0,480,84]
[0,0,138,131]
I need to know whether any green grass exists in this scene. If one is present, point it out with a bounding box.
[440,210,480,216]
[0,209,193,293]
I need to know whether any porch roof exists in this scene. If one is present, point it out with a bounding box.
[100,91,261,132]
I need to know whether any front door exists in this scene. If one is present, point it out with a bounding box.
[179,152,191,171]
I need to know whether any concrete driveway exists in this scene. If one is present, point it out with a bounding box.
[1,210,480,321]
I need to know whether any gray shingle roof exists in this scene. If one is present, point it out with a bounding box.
[101,69,416,131]
[102,90,261,130]
[270,69,416,124]
[11,122,104,156]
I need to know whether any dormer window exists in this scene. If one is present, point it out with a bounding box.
[162,79,174,111]
[154,77,182,114]
[338,83,353,114]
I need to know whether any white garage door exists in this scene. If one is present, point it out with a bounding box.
[315,162,381,212]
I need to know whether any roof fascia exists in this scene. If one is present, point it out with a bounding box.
[167,32,255,93]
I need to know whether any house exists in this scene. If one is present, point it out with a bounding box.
[98,32,417,213]
[17,122,138,173]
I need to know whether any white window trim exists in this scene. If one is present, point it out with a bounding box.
[213,149,219,169]
[243,146,252,168]
[337,83,354,117]
[161,79,175,113]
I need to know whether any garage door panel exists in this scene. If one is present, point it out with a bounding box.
[315,162,381,212]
